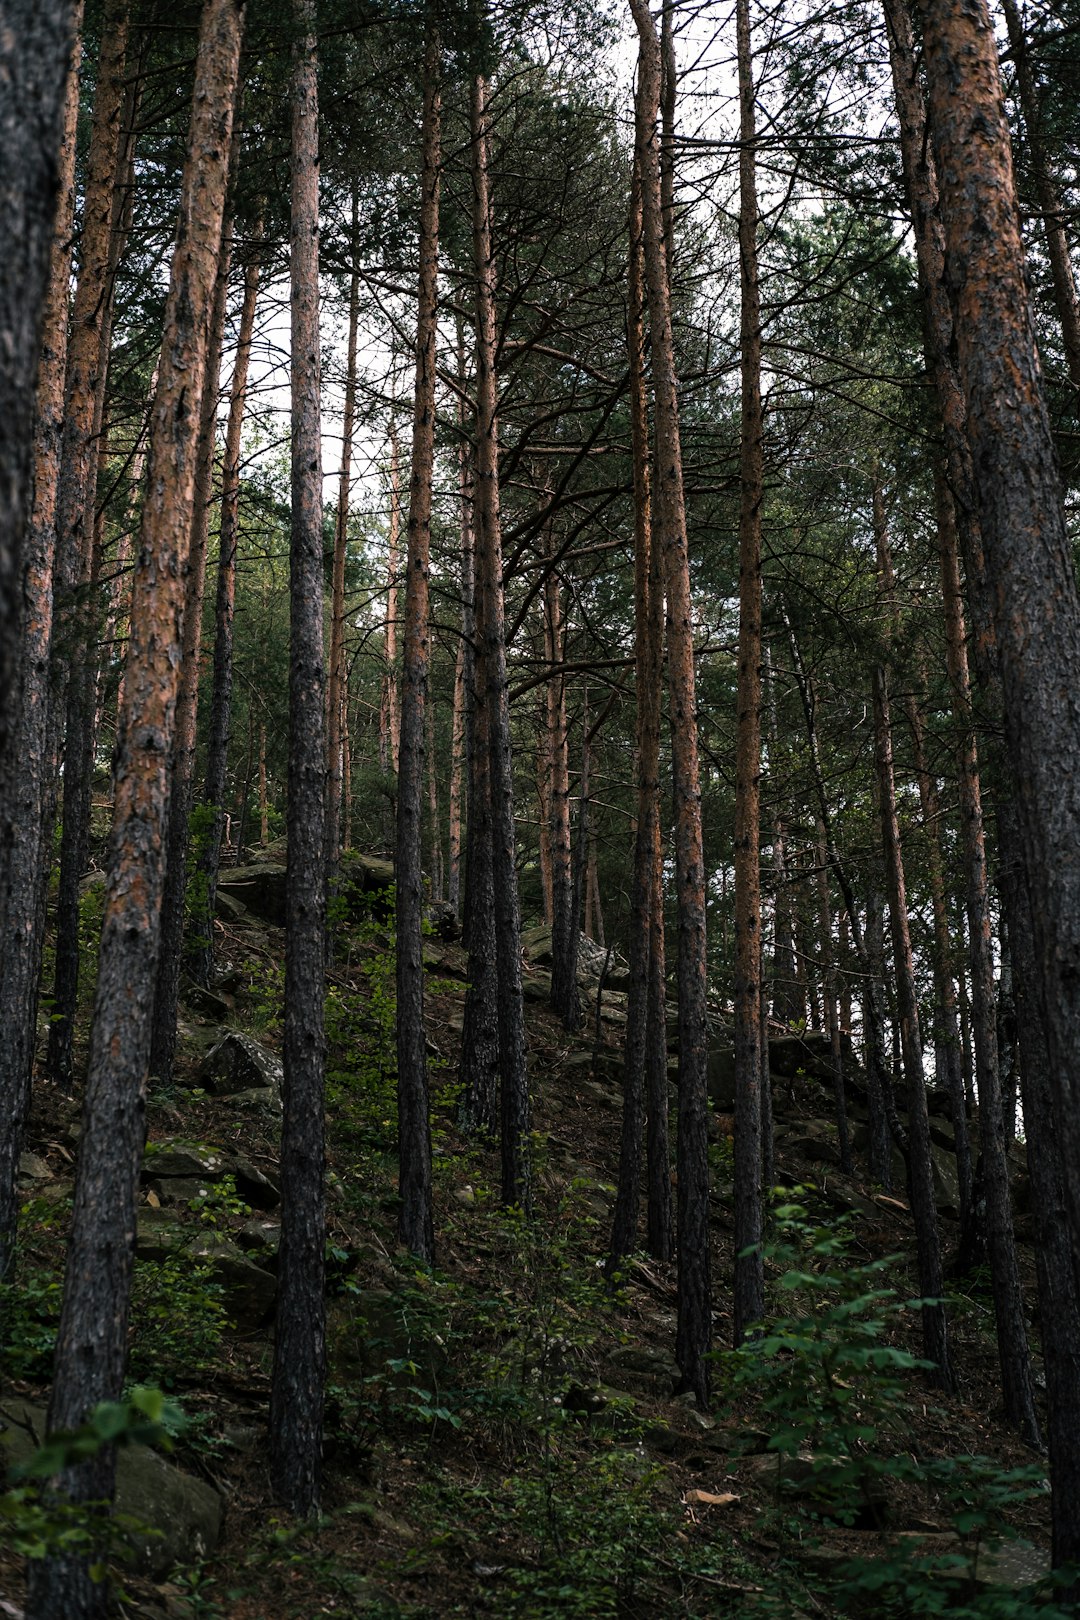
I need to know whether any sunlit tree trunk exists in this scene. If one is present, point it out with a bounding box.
[327,186,359,872]
[26,10,243,1614]
[0,7,82,1283]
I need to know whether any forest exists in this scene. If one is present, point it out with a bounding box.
[1,0,1079,1613]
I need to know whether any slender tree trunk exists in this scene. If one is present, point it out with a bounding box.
[1000,0,1080,387]
[548,575,579,1030]
[610,161,658,1268]
[380,424,402,780]
[447,324,474,924]
[631,0,710,1403]
[815,820,853,1174]
[471,69,530,1211]
[270,0,327,1519]
[26,11,242,1615]
[182,231,260,986]
[396,27,440,1263]
[732,0,765,1343]
[0,0,76,801]
[259,721,269,844]
[327,187,359,872]
[871,572,953,1387]
[0,8,82,1283]
[149,196,236,1080]
[47,0,131,1088]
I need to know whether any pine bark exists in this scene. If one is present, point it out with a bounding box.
[327,187,359,872]
[47,0,131,1088]
[447,324,474,923]
[0,7,82,1283]
[396,27,440,1263]
[26,9,243,1613]
[733,0,765,1343]
[999,0,1080,388]
[547,570,579,1031]
[871,491,952,1390]
[470,70,531,1210]
[630,0,710,1403]
[380,425,402,779]
[270,0,327,1518]
[611,156,659,1267]
[0,0,76,792]
[189,225,262,988]
[815,819,852,1175]
[150,201,237,1079]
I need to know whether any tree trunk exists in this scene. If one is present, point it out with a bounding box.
[46,0,131,1088]
[380,423,402,779]
[0,6,82,1282]
[0,0,76,798]
[885,0,1043,1445]
[470,69,530,1211]
[547,571,579,1031]
[270,0,327,1519]
[915,0,1080,1298]
[871,594,953,1388]
[815,820,852,1174]
[631,0,710,1403]
[149,194,238,1081]
[26,10,242,1614]
[732,0,764,1343]
[447,322,473,924]
[1000,0,1080,388]
[327,186,359,872]
[395,26,440,1263]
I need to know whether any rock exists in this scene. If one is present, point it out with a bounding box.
[150,1177,219,1207]
[767,1031,857,1085]
[143,1142,230,1181]
[178,978,231,1021]
[521,923,555,965]
[187,1233,277,1328]
[896,1533,1050,1592]
[522,971,552,1003]
[226,1087,283,1115]
[0,1398,222,1579]
[424,900,459,941]
[230,1154,281,1209]
[422,942,469,980]
[216,862,288,925]
[606,1344,681,1393]
[453,1185,477,1208]
[327,1288,447,1386]
[18,1151,52,1183]
[198,1030,284,1097]
[778,1123,843,1168]
[740,1450,889,1524]
[235,1219,280,1265]
[213,889,249,924]
[136,1208,186,1262]
[707,1046,737,1110]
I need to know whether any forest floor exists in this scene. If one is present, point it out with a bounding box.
[0,850,1065,1618]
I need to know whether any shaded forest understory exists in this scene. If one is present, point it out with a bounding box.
[0,846,1066,1617]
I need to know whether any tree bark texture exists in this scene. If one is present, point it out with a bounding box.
[380,424,402,779]
[915,0,1080,1271]
[814,819,852,1175]
[733,0,765,1344]
[150,200,237,1080]
[190,230,262,989]
[471,70,530,1211]
[26,8,243,1614]
[396,28,440,1264]
[0,0,75,796]
[871,642,953,1391]
[270,0,327,1520]
[0,6,82,1283]
[327,186,359,872]
[47,0,131,1088]
[631,0,710,1403]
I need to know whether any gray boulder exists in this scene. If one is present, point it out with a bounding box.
[198,1031,284,1097]
[216,863,288,925]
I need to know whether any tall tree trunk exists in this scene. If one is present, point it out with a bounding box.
[270,0,327,1519]
[46,0,131,1088]
[732,0,765,1343]
[885,0,1043,1447]
[447,322,474,924]
[380,424,402,780]
[149,194,238,1081]
[547,573,579,1030]
[631,0,710,1404]
[26,10,243,1615]
[999,0,1080,388]
[0,7,82,1283]
[815,819,852,1174]
[871,490,953,1390]
[914,0,1080,1295]
[327,186,359,872]
[0,0,76,799]
[611,156,661,1268]
[189,223,262,987]
[470,69,530,1211]
[396,26,440,1263]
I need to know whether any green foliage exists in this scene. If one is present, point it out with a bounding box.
[184,801,218,935]
[128,1251,229,1385]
